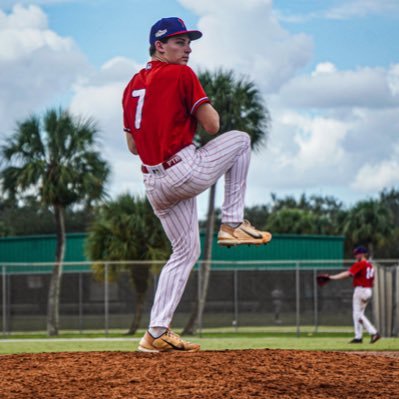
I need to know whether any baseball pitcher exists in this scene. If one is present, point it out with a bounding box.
[317,246,380,344]
[122,17,272,352]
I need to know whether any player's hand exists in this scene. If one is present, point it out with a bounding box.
[316,274,331,287]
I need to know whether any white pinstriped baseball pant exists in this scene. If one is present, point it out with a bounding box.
[143,130,251,328]
[353,287,377,339]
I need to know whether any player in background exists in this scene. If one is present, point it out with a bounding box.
[327,246,380,344]
[122,17,272,353]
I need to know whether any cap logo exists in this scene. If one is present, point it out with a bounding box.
[155,29,167,37]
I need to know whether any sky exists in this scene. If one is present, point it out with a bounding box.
[0,0,399,218]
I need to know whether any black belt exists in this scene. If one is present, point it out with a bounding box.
[141,155,182,174]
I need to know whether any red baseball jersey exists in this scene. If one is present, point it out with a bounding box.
[349,259,375,288]
[122,61,209,166]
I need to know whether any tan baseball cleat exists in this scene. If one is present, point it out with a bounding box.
[137,330,200,353]
[217,220,272,247]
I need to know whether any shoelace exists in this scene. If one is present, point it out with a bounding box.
[167,330,182,340]
[167,330,192,344]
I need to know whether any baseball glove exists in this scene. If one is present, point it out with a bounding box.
[316,274,331,287]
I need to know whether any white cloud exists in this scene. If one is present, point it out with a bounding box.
[69,57,144,197]
[352,144,399,191]
[247,111,351,190]
[0,4,88,135]
[278,62,399,109]
[311,62,337,77]
[244,100,399,203]
[179,0,313,93]
[0,0,87,8]
[0,3,46,29]
[284,114,349,171]
[276,0,399,23]
[325,0,399,19]
[69,56,141,148]
[387,64,399,97]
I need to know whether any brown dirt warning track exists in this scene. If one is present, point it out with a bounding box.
[1,349,398,399]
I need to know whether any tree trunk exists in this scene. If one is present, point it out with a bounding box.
[127,291,146,335]
[182,183,216,335]
[47,204,66,336]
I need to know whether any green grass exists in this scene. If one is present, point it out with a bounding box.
[0,325,354,340]
[1,331,399,355]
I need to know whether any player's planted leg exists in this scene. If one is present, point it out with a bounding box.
[138,198,201,352]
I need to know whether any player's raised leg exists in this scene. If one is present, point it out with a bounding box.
[161,130,272,247]
[195,130,271,246]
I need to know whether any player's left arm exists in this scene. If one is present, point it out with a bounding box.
[125,132,138,155]
[180,66,219,133]
[195,103,220,135]
[329,271,351,280]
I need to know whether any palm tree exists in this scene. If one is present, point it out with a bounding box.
[266,194,346,235]
[1,108,109,335]
[183,70,271,334]
[85,194,170,334]
[265,208,331,235]
[380,188,399,226]
[342,199,394,258]
[378,188,399,258]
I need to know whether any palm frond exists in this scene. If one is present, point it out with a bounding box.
[196,69,271,150]
[1,107,110,207]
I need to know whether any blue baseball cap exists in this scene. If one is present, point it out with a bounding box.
[149,17,202,45]
[353,246,368,255]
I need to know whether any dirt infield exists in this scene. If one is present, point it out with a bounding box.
[1,350,398,399]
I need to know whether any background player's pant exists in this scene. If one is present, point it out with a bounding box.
[352,287,377,339]
[144,131,251,328]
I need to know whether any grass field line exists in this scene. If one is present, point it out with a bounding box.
[0,337,141,343]
[0,336,281,343]
[0,336,245,343]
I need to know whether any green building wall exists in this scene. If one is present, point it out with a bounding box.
[0,233,87,263]
[0,233,344,272]
[209,234,344,268]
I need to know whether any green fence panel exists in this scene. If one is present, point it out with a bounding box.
[206,234,344,269]
[0,233,87,273]
[0,232,344,273]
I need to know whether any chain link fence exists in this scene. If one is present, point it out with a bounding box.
[1,260,398,336]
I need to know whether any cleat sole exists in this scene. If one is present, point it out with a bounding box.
[137,345,161,353]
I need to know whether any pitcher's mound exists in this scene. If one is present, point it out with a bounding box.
[1,349,398,398]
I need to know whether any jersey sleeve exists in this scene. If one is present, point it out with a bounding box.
[349,261,364,276]
[122,83,132,133]
[179,66,210,115]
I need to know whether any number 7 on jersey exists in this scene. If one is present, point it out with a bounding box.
[132,89,146,129]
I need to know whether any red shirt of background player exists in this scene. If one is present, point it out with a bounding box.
[122,61,209,166]
[348,259,374,288]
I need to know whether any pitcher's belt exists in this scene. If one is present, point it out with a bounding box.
[141,155,182,174]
